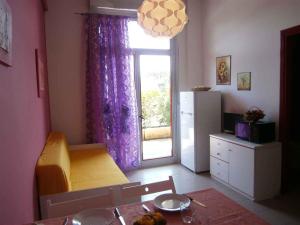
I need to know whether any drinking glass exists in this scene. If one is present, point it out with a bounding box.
[180,202,195,224]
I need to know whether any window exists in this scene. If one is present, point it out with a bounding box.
[128,21,170,50]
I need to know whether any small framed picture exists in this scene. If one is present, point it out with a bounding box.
[35,49,46,97]
[237,72,251,91]
[0,0,12,66]
[216,55,231,85]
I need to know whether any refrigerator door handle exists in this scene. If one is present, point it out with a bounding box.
[180,111,193,116]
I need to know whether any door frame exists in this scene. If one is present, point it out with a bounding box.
[279,24,300,192]
[133,41,179,168]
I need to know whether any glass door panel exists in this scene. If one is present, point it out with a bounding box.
[139,55,173,160]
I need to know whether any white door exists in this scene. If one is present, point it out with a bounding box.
[138,55,173,161]
[228,145,254,196]
[180,92,195,171]
[128,20,178,167]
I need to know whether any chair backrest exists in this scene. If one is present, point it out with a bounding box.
[114,176,176,205]
[40,182,140,219]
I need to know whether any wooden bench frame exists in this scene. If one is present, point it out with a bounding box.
[40,181,140,219]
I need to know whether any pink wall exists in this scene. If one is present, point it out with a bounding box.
[202,0,300,125]
[0,0,50,224]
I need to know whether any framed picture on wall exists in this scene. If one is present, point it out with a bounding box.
[35,49,47,98]
[237,72,251,91]
[216,55,231,85]
[0,0,12,66]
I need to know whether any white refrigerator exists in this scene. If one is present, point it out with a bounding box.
[180,91,221,172]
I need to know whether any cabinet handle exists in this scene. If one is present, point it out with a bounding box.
[217,152,221,155]
[228,149,232,152]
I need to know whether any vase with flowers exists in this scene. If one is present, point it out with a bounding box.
[241,107,265,142]
[244,107,265,123]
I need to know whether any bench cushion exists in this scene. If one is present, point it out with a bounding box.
[70,148,129,191]
[36,132,72,195]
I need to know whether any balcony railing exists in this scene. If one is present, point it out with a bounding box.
[142,126,171,141]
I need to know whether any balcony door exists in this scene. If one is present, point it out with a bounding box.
[128,21,177,167]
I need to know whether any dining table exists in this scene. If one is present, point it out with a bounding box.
[28,188,271,225]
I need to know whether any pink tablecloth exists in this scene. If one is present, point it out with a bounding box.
[31,188,270,225]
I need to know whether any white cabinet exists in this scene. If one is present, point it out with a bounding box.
[228,146,254,197]
[210,133,281,201]
[180,91,221,172]
[210,156,229,183]
[210,138,229,162]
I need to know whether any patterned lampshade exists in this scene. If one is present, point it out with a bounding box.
[137,0,188,38]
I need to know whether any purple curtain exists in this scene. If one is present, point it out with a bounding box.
[86,14,140,171]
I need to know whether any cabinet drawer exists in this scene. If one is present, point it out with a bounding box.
[210,156,229,183]
[210,138,229,162]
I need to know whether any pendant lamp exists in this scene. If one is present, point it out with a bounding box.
[137,0,188,38]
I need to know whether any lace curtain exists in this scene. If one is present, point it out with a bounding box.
[86,15,140,171]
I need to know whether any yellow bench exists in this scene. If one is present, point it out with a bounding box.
[36,132,129,196]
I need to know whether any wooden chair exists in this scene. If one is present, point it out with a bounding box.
[40,182,140,219]
[113,176,176,205]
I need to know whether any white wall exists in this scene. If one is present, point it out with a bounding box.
[45,0,202,144]
[177,0,204,91]
[202,0,300,125]
[45,0,88,144]
[46,0,300,143]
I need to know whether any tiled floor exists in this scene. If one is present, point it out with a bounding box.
[142,138,172,160]
[126,164,300,225]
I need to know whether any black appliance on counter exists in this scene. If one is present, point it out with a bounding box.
[235,121,276,144]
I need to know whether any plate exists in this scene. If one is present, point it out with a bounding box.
[154,193,190,212]
[72,208,114,225]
